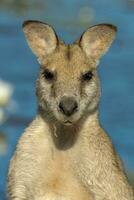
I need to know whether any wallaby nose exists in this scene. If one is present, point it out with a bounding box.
[59,97,78,116]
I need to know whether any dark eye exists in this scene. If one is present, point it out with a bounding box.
[43,69,54,81]
[82,71,93,81]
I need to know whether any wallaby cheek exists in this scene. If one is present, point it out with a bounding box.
[37,79,52,105]
[82,81,97,99]
[80,81,100,112]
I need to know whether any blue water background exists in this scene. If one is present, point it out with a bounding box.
[0,0,134,198]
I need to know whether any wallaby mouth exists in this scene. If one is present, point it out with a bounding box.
[64,120,73,126]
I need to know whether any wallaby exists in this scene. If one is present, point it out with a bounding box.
[7,20,134,200]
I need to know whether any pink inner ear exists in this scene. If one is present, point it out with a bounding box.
[85,40,101,58]
[80,24,117,61]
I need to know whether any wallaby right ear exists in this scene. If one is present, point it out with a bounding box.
[23,20,58,59]
[79,24,117,61]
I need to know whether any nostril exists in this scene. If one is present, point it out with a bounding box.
[59,102,65,113]
[59,97,78,117]
[73,101,78,112]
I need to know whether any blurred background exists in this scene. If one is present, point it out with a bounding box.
[0,0,134,199]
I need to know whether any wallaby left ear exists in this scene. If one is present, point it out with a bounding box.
[79,24,117,61]
[23,20,58,59]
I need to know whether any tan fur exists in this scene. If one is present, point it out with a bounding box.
[7,20,134,200]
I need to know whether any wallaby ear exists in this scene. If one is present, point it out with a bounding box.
[23,20,58,58]
[79,24,117,61]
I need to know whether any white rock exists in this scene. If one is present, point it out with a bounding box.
[0,79,13,107]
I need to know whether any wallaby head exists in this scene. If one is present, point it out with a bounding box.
[23,20,117,125]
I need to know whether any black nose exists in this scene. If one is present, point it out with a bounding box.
[59,97,78,116]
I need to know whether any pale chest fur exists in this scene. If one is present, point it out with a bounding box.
[8,116,133,200]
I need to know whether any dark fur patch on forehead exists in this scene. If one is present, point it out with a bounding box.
[66,45,71,60]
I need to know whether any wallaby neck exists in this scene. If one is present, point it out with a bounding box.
[39,109,100,150]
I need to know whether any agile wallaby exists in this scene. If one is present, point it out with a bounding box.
[7,20,134,200]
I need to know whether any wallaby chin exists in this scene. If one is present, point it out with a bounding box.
[7,20,134,200]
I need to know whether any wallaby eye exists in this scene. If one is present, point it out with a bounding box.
[43,69,54,81]
[82,71,93,81]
